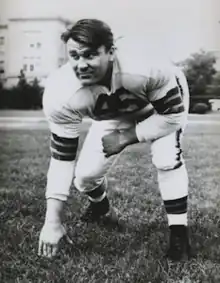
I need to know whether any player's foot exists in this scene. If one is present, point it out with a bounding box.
[81,196,119,225]
[166,225,191,261]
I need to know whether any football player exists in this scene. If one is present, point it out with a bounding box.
[38,19,191,260]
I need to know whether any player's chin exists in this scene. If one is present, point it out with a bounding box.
[79,77,98,86]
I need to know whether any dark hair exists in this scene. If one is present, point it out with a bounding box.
[61,19,114,50]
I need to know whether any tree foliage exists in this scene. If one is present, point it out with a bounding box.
[0,70,43,109]
[180,50,217,97]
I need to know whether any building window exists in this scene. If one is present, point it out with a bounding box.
[30,43,35,48]
[36,42,41,48]
[30,64,34,71]
[0,37,4,46]
[23,64,27,71]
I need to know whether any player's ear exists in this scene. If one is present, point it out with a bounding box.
[109,46,116,61]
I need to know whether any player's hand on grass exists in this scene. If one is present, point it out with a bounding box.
[102,130,128,157]
[38,222,73,258]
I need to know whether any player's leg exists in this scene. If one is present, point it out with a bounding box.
[151,70,190,260]
[74,119,133,222]
[135,69,190,260]
[151,130,190,260]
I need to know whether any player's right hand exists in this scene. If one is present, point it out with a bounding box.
[38,222,73,258]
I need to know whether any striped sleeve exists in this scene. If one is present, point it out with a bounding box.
[147,71,185,115]
[50,133,79,161]
[151,83,184,115]
[43,90,82,160]
[42,69,82,201]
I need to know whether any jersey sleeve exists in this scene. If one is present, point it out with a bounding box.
[145,63,185,115]
[43,73,82,139]
[42,73,82,201]
[135,66,188,143]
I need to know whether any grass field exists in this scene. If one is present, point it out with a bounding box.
[1,123,220,283]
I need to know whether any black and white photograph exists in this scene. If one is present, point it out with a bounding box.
[0,0,220,282]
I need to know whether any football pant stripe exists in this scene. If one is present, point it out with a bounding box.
[176,129,183,162]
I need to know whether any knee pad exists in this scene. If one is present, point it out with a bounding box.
[74,174,105,193]
[152,154,183,171]
[151,129,183,171]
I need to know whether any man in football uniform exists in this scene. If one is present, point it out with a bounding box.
[38,19,191,260]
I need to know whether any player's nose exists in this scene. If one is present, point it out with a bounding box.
[77,58,89,72]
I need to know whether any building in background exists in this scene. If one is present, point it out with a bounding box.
[0,17,72,87]
[0,23,7,84]
[0,0,219,88]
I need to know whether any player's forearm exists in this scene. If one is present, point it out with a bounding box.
[44,157,75,224]
[46,157,76,201]
[45,198,65,224]
[135,112,186,142]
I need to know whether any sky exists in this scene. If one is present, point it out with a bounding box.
[0,0,219,62]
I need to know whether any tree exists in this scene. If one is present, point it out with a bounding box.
[29,78,44,109]
[178,50,217,112]
[180,50,217,97]
[0,70,44,109]
[18,69,28,88]
[207,72,220,97]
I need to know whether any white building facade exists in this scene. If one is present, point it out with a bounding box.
[0,17,72,87]
[0,0,219,88]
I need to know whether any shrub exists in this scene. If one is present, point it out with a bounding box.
[207,72,220,98]
[191,102,209,114]
[0,70,44,109]
[178,50,217,113]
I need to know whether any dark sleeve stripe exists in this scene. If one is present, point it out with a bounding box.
[50,134,79,161]
[51,152,77,161]
[51,139,78,153]
[151,86,185,115]
[52,133,79,145]
[165,96,182,108]
[164,86,179,100]
[51,135,77,147]
[163,105,185,115]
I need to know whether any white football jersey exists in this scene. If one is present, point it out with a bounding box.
[43,39,185,138]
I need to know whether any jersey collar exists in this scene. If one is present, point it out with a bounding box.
[106,55,121,95]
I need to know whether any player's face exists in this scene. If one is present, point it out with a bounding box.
[66,39,114,86]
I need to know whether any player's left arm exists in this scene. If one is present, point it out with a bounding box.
[102,67,188,157]
[135,67,188,142]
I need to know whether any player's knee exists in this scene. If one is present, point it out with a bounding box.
[74,171,102,192]
[152,155,182,171]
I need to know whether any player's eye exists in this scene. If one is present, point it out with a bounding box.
[84,52,98,60]
[69,52,80,60]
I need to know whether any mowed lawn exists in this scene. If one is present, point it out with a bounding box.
[0,123,220,283]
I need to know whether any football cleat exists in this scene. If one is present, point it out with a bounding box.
[81,197,119,225]
[166,225,191,261]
